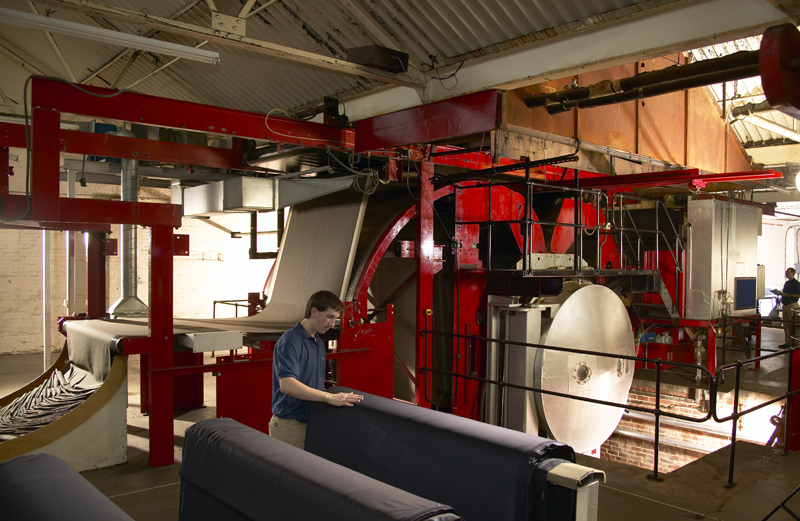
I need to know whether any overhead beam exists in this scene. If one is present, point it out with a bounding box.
[48,0,420,88]
[27,1,78,82]
[342,0,789,121]
[0,42,46,76]
[748,143,800,164]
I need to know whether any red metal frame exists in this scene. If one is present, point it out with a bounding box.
[354,90,501,153]
[10,74,798,463]
[546,169,781,191]
[415,160,436,408]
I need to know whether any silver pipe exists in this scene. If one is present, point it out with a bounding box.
[108,128,148,317]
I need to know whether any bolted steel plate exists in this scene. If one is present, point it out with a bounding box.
[535,284,634,453]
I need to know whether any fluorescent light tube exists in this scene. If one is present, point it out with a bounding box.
[0,7,220,65]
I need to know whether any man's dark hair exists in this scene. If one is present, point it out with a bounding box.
[304,290,345,318]
[789,268,797,276]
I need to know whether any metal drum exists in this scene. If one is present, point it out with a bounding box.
[535,284,634,453]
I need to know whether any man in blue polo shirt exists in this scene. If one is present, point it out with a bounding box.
[776,267,800,348]
[269,290,363,449]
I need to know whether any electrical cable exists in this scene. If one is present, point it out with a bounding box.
[265,108,344,146]
[325,147,380,195]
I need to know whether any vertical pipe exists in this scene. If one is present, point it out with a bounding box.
[648,359,663,481]
[109,128,148,317]
[121,155,138,299]
[596,200,601,270]
[488,183,493,271]
[66,170,76,315]
[726,364,741,488]
[42,229,51,371]
[655,204,660,270]
[574,171,581,273]
[523,158,531,273]
[250,211,258,259]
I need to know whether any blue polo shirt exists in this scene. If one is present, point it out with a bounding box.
[783,279,800,305]
[271,323,326,422]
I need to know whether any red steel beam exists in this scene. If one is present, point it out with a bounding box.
[355,90,501,153]
[546,169,781,190]
[0,123,262,172]
[0,194,180,227]
[32,77,354,149]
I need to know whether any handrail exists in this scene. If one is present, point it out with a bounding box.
[212,299,248,319]
[420,328,798,485]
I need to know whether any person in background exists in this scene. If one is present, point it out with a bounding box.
[775,267,800,348]
[269,290,363,449]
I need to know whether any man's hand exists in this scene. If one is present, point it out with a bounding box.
[325,391,364,407]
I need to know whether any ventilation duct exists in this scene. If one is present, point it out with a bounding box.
[108,129,149,318]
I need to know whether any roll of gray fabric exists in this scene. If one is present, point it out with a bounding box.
[180,418,460,521]
[306,387,577,521]
[0,453,134,521]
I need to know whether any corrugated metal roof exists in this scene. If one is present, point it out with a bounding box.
[0,0,684,117]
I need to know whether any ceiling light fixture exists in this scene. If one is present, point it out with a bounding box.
[0,7,220,65]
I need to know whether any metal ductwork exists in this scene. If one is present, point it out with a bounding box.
[108,128,149,318]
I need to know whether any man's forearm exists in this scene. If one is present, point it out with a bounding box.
[279,377,364,407]
[279,377,330,403]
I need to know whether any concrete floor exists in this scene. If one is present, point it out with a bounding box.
[1,330,799,521]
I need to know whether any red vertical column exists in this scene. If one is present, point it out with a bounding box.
[1,147,9,196]
[790,352,800,451]
[415,160,435,408]
[86,232,106,319]
[148,225,175,467]
[30,106,60,221]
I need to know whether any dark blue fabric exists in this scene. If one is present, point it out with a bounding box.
[180,418,460,521]
[0,454,134,521]
[271,323,326,421]
[782,279,800,305]
[307,387,576,521]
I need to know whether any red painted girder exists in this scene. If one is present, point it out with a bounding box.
[2,194,180,227]
[0,218,111,232]
[546,169,780,190]
[60,199,182,227]
[31,77,354,149]
[0,123,257,171]
[354,90,501,153]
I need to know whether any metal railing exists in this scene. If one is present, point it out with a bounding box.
[212,299,248,318]
[611,193,683,274]
[419,328,799,486]
[455,179,684,286]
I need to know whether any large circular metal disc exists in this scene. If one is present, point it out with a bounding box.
[535,285,634,453]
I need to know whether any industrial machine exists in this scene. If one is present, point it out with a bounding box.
[3,22,800,469]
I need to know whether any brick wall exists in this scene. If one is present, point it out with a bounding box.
[601,382,784,473]
[1,147,278,355]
